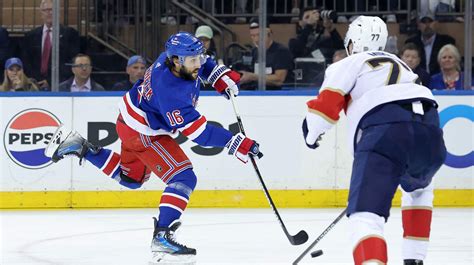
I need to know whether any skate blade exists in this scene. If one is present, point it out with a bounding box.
[44,124,72,158]
[149,252,196,265]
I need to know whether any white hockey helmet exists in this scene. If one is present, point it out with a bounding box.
[344,16,388,55]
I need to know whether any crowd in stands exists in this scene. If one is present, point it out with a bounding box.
[0,0,472,92]
[229,7,472,90]
[0,0,139,92]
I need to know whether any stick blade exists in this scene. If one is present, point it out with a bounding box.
[290,230,309,245]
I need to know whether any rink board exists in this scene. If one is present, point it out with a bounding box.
[0,91,473,208]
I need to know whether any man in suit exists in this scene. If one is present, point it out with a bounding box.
[0,27,11,82]
[21,0,80,90]
[405,13,455,75]
[58,53,104,92]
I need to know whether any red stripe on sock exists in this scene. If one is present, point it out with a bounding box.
[353,236,387,265]
[402,209,432,239]
[103,153,121,176]
[160,194,188,211]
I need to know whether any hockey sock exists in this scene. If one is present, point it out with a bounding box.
[401,208,431,260]
[85,148,121,178]
[401,183,433,260]
[402,208,432,239]
[158,169,197,228]
[353,236,387,265]
[349,212,388,265]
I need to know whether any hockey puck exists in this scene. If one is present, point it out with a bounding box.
[311,250,323,258]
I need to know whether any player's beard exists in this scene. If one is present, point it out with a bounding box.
[179,65,199,81]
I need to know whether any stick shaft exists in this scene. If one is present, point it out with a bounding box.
[292,209,347,265]
[227,90,306,245]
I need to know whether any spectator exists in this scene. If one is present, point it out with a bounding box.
[0,27,10,82]
[429,44,473,90]
[239,18,293,90]
[58,54,104,92]
[1,58,39,92]
[405,13,455,75]
[21,0,80,91]
[112,55,146,91]
[288,7,344,64]
[400,43,431,87]
[195,25,220,64]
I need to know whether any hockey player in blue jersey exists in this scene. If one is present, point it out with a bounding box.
[46,31,262,264]
[302,17,446,264]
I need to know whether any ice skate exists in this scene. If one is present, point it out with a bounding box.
[45,124,100,164]
[150,218,196,265]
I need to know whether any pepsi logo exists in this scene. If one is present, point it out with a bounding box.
[3,109,61,169]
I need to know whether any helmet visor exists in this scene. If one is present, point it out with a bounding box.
[182,54,207,69]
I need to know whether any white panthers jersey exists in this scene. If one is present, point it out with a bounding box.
[306,51,435,154]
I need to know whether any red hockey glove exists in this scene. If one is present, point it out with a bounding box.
[226,133,262,163]
[209,65,240,99]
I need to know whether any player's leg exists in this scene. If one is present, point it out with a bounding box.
[135,134,197,261]
[47,119,150,189]
[349,211,387,265]
[110,142,151,188]
[348,148,401,265]
[401,182,434,265]
[400,107,446,264]
[47,125,125,182]
[347,122,411,265]
[151,169,197,260]
[136,134,195,225]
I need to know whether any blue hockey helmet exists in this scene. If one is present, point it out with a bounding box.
[165,32,205,65]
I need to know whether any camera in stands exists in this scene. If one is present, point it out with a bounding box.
[320,10,337,22]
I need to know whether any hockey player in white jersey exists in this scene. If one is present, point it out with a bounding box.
[302,16,446,264]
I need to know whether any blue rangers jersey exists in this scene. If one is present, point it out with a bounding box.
[118,52,233,147]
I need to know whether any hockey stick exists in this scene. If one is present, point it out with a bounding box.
[226,89,308,246]
[292,208,347,264]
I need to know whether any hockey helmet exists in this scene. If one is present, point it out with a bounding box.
[165,31,206,66]
[344,16,388,55]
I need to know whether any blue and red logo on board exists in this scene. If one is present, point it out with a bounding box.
[3,109,61,169]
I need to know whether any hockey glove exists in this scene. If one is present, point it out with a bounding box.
[302,118,324,149]
[226,133,262,163]
[210,66,240,99]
